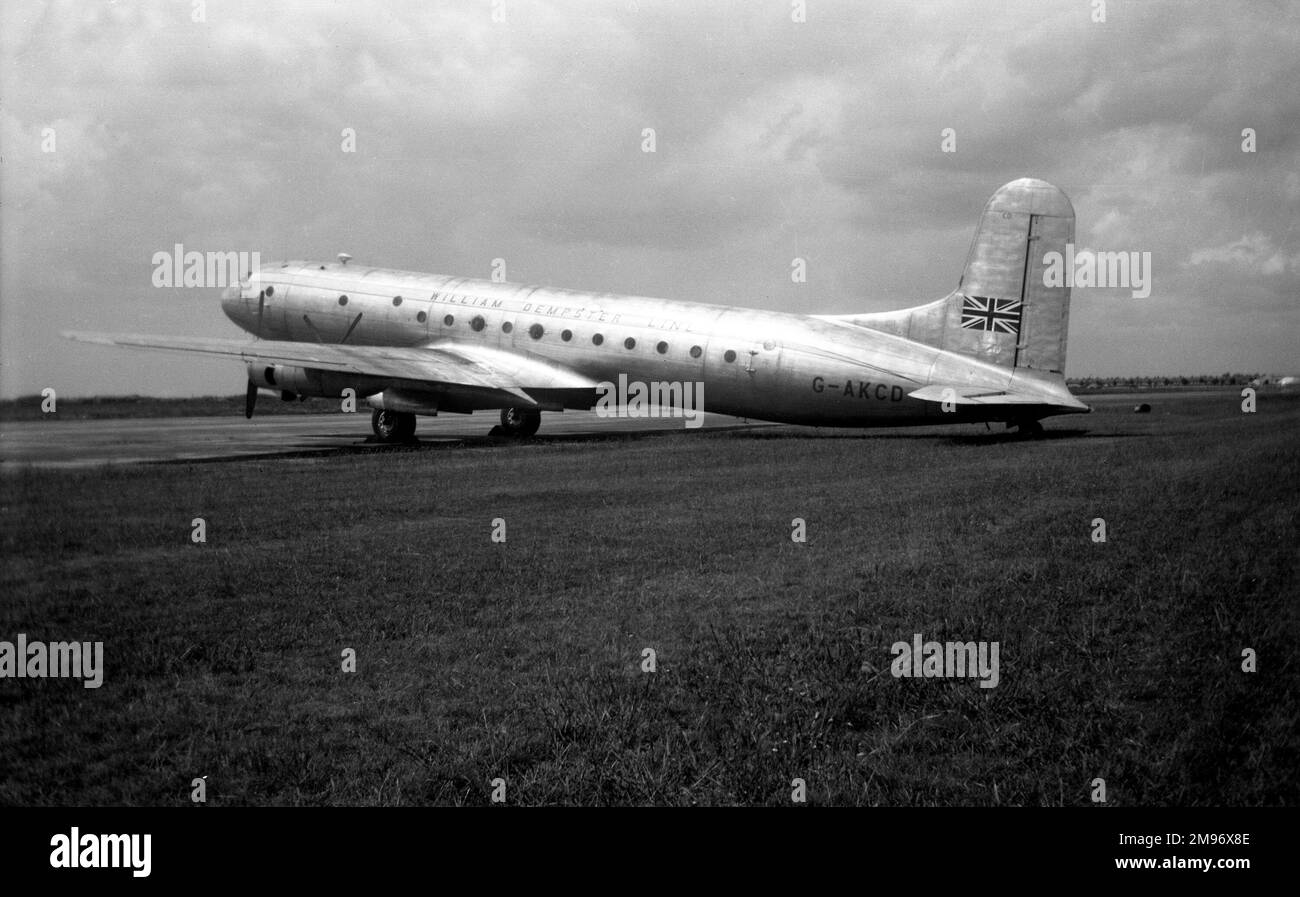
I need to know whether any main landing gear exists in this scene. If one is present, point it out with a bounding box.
[371,407,541,443]
[497,407,541,438]
[1012,419,1044,438]
[371,409,417,443]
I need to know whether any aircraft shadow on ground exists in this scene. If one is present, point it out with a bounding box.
[151,423,1128,466]
[151,424,760,465]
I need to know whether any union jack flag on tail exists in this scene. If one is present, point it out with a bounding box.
[960,294,1022,335]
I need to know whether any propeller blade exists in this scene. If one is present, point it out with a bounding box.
[256,291,265,339]
[340,311,364,344]
[245,379,258,419]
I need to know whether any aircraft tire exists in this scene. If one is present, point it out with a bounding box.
[499,407,541,438]
[372,409,417,443]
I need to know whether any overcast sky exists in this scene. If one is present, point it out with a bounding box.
[2,0,1297,397]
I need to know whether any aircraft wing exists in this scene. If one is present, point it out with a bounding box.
[61,331,598,397]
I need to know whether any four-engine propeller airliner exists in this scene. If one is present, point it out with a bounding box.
[66,177,1089,441]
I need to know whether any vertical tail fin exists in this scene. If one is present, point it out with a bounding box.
[821,178,1075,374]
[953,177,1074,373]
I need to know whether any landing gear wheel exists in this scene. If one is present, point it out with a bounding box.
[371,409,417,443]
[1015,419,1044,438]
[499,407,541,438]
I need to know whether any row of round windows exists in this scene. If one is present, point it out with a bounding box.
[263,287,747,363]
[325,293,748,363]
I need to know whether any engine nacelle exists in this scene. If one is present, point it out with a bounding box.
[367,388,442,415]
[246,363,388,399]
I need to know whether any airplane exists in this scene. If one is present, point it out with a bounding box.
[65,177,1089,442]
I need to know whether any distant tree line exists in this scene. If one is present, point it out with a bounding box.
[1067,374,1273,389]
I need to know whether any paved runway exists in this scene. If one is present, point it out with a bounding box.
[5,390,1229,470]
[0,411,768,469]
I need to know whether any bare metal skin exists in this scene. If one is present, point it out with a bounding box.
[67,178,1089,439]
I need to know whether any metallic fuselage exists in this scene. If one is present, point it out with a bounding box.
[226,261,1072,427]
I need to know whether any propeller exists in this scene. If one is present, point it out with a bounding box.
[256,290,265,339]
[245,378,259,419]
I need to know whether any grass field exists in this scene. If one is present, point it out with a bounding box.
[1,390,1297,805]
[0,394,327,422]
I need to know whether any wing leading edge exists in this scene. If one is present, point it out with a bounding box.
[61,331,598,408]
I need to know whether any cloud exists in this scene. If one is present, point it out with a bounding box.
[1188,232,1298,275]
[2,0,1298,396]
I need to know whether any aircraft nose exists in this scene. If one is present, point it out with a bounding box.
[221,284,246,325]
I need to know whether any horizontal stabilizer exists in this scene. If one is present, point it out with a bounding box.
[908,384,1087,410]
